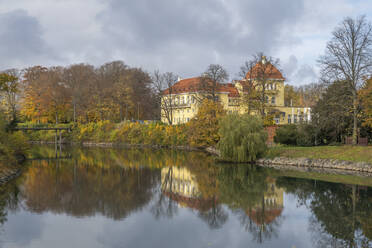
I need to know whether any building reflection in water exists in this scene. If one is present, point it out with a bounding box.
[247,178,284,226]
[160,166,215,211]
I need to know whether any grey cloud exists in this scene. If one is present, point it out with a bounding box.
[293,64,317,85]
[282,55,298,79]
[98,0,306,77]
[0,9,58,69]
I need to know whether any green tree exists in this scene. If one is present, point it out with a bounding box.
[218,113,267,162]
[312,81,354,144]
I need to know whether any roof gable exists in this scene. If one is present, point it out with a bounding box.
[245,62,284,80]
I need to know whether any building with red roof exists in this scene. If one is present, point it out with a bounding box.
[161,56,311,125]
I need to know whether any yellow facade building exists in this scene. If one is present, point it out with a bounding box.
[161,58,311,125]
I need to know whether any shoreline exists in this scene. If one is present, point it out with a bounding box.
[256,157,372,175]
[0,165,22,185]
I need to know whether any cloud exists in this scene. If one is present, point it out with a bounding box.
[293,64,317,84]
[0,0,371,84]
[282,55,299,80]
[97,0,305,77]
[0,9,58,69]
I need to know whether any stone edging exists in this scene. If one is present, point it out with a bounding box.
[256,157,372,174]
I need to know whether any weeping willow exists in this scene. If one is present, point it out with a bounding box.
[217,114,267,162]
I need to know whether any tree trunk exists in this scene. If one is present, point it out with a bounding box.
[352,91,358,145]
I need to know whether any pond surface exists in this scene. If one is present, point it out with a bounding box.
[0,145,371,248]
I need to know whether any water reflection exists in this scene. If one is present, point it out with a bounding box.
[0,146,370,247]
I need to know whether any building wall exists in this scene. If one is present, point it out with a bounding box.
[161,80,311,125]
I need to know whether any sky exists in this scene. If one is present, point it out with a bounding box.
[0,0,371,86]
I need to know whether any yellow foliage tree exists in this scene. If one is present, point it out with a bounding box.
[187,99,226,147]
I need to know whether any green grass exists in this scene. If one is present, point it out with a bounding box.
[265,145,372,163]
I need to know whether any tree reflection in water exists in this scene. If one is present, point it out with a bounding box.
[0,146,369,247]
[278,177,372,248]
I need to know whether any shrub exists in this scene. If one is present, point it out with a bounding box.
[296,124,316,146]
[218,114,267,162]
[0,112,29,161]
[274,124,316,146]
[274,125,298,145]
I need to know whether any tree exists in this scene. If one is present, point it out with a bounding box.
[152,70,178,124]
[218,114,267,162]
[240,53,281,116]
[22,66,71,123]
[63,64,95,122]
[284,85,300,106]
[359,78,372,128]
[312,81,354,144]
[318,16,372,144]
[199,64,229,102]
[188,99,226,147]
[0,71,19,121]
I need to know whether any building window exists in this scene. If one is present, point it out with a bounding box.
[274,115,280,124]
[294,114,297,123]
[265,96,269,103]
[187,117,190,122]
[288,114,291,124]
[192,96,195,103]
[271,96,276,104]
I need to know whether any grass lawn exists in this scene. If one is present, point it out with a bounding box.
[266,145,372,164]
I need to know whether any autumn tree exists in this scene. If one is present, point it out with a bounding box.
[0,71,19,121]
[21,66,48,122]
[63,64,95,122]
[318,16,372,144]
[199,64,229,102]
[188,99,226,147]
[152,70,178,124]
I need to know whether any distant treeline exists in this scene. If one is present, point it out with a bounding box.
[19,61,159,123]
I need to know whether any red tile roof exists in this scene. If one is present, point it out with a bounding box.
[246,62,285,80]
[162,77,240,97]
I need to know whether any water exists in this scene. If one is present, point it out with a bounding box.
[0,146,371,248]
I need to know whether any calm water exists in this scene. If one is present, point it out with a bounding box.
[0,146,371,248]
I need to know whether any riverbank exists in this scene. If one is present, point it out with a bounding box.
[257,157,372,174]
[0,163,22,185]
[265,145,372,163]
